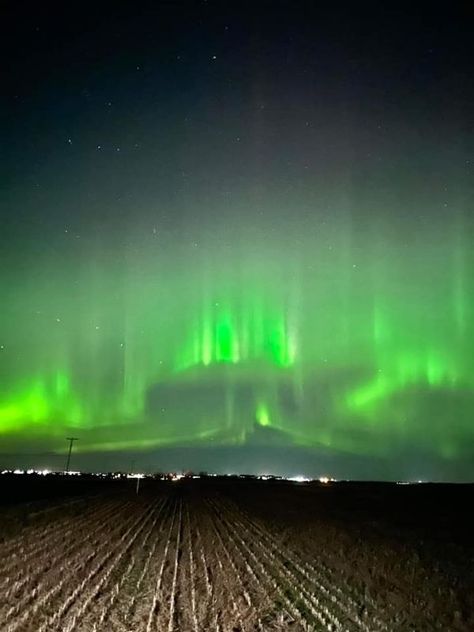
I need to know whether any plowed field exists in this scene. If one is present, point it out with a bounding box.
[0,479,472,631]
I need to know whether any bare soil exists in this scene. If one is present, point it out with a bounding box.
[0,476,472,631]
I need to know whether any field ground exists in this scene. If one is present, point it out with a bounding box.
[0,476,472,631]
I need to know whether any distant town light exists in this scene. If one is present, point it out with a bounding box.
[288,475,310,483]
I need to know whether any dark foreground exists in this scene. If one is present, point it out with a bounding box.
[0,476,472,631]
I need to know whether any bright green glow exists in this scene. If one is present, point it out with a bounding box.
[175,295,295,371]
[0,372,83,433]
[256,401,271,427]
[1,203,473,471]
[346,351,459,411]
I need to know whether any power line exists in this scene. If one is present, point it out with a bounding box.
[65,437,79,472]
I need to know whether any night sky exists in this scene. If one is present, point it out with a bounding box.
[2,2,473,479]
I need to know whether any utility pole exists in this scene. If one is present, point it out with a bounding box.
[65,437,79,472]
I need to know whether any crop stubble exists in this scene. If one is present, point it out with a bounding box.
[0,489,396,632]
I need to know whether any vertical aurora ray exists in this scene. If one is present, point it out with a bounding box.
[452,215,469,340]
[256,400,271,427]
[0,200,473,466]
[175,288,296,371]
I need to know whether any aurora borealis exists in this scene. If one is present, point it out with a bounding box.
[2,3,473,478]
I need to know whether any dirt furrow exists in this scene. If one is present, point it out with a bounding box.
[110,496,172,628]
[2,500,135,627]
[202,495,265,631]
[144,497,178,632]
[183,502,200,632]
[205,498,307,631]
[77,497,168,631]
[213,498,357,629]
[219,497,388,631]
[0,498,121,591]
[56,501,159,632]
[213,499,347,631]
[167,498,183,632]
[0,496,105,571]
[4,500,144,632]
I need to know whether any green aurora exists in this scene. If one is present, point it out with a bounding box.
[2,2,474,477]
[1,204,473,464]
